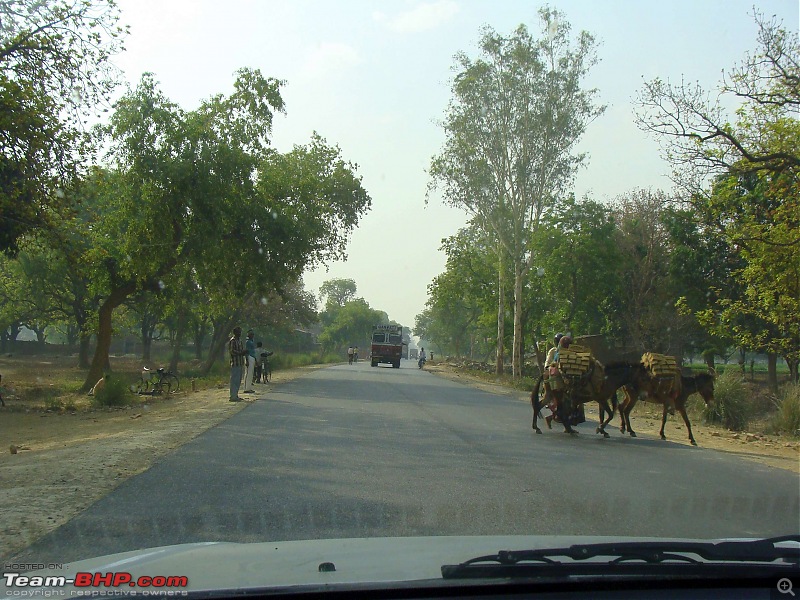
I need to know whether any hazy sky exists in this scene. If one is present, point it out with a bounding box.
[112,0,798,331]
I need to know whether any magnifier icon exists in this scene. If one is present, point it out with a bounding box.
[778,578,795,596]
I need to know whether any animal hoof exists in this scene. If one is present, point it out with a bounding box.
[535,428,542,434]
[690,440,697,446]
[660,435,667,441]
[602,431,610,438]
[630,432,637,438]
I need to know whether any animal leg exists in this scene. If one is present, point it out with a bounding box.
[679,406,697,446]
[530,380,542,434]
[659,404,668,440]
[623,392,638,437]
[596,399,612,438]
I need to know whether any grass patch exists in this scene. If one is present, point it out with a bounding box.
[702,369,751,431]
[92,375,130,407]
[770,383,800,437]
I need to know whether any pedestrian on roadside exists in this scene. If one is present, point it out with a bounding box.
[229,327,248,402]
[353,346,359,363]
[253,341,264,384]
[243,329,257,393]
[348,346,354,365]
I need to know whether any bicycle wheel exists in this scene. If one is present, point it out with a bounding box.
[135,378,149,394]
[158,374,179,394]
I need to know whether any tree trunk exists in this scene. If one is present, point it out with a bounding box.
[703,351,715,372]
[512,263,524,379]
[168,311,187,374]
[141,315,157,362]
[82,284,136,392]
[495,251,505,376]
[200,314,239,376]
[193,321,207,360]
[78,334,92,369]
[767,352,778,394]
[786,356,799,385]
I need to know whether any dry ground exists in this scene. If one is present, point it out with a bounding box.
[1,357,797,562]
[0,358,330,561]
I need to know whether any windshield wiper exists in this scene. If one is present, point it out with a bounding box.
[441,535,800,580]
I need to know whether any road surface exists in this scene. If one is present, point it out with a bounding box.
[13,360,800,563]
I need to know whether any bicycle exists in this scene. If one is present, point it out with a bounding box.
[259,351,273,383]
[135,367,180,395]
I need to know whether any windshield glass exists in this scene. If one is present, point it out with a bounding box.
[1,0,798,595]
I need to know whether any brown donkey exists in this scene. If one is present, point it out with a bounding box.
[619,371,716,445]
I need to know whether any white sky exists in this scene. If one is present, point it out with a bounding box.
[112,0,799,331]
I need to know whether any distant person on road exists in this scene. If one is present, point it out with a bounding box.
[418,347,426,369]
[229,327,248,402]
[348,346,354,365]
[243,329,257,393]
[353,346,359,363]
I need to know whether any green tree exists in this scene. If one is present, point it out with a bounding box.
[635,11,800,192]
[429,8,604,378]
[78,70,286,389]
[423,224,502,359]
[0,0,126,255]
[319,278,358,310]
[698,171,800,388]
[532,195,621,338]
[318,298,386,353]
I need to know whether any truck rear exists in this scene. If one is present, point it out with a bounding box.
[370,325,404,368]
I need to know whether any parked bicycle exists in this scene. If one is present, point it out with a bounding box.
[135,366,180,395]
[259,351,273,383]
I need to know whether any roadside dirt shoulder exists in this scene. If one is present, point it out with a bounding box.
[0,365,328,561]
[426,363,800,475]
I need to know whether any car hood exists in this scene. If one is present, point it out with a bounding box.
[2,534,754,594]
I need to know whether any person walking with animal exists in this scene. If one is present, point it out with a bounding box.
[243,329,257,393]
[229,326,248,402]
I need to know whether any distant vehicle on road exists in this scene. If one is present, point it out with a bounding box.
[410,348,419,360]
[371,324,404,368]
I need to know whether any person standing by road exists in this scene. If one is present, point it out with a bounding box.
[229,327,248,402]
[347,346,354,365]
[243,329,257,393]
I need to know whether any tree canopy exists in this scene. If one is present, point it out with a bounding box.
[0,0,126,255]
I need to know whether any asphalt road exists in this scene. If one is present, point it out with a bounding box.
[13,361,800,564]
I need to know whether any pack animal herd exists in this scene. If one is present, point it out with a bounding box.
[531,349,716,446]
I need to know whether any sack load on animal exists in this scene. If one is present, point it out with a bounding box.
[641,352,680,393]
[557,348,593,378]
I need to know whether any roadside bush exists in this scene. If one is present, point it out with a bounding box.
[772,383,800,436]
[92,375,129,407]
[702,368,751,431]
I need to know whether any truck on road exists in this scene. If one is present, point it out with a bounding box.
[371,324,405,368]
